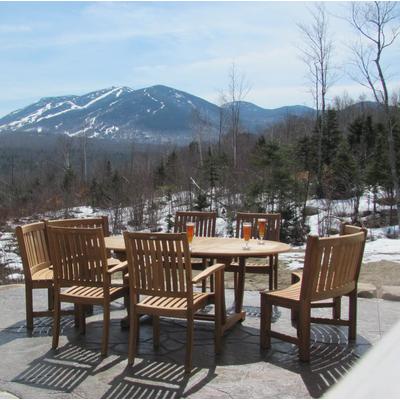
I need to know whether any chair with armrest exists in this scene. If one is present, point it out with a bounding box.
[45,216,110,235]
[45,216,120,265]
[227,212,281,290]
[45,216,126,310]
[47,226,128,356]
[260,228,367,361]
[174,211,217,238]
[16,222,55,330]
[174,211,217,290]
[124,231,225,374]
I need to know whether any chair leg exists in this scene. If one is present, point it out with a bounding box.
[214,270,223,354]
[349,291,357,341]
[291,307,299,324]
[25,285,34,330]
[153,316,160,349]
[298,304,311,362]
[101,301,110,357]
[78,304,86,334]
[128,307,139,365]
[274,256,278,289]
[52,292,61,349]
[47,286,54,311]
[268,269,274,291]
[260,296,272,349]
[74,304,80,327]
[333,297,341,320]
[86,305,94,316]
[185,312,194,374]
[123,275,129,310]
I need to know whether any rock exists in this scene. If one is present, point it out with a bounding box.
[381,286,400,301]
[357,283,377,298]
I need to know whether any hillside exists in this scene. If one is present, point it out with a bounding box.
[0,85,314,144]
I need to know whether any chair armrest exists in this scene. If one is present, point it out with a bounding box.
[107,261,128,275]
[192,263,225,284]
[291,270,303,284]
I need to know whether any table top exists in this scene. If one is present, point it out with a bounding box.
[105,235,291,258]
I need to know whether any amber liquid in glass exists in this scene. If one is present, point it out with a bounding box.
[186,222,195,250]
[243,223,251,249]
[258,218,266,245]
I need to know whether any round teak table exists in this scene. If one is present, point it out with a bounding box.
[105,236,291,334]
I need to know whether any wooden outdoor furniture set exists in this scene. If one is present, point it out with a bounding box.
[16,211,367,373]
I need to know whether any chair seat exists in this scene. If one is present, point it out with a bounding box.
[262,281,301,302]
[31,258,122,283]
[136,292,209,316]
[61,285,127,303]
[32,267,53,282]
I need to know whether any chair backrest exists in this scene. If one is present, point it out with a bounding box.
[340,223,368,281]
[235,212,281,241]
[47,226,108,288]
[45,216,110,237]
[300,230,367,302]
[15,222,51,282]
[174,211,217,237]
[124,231,193,302]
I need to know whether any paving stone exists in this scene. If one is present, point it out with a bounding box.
[0,285,399,398]
[381,285,400,301]
[357,282,377,298]
[0,391,18,399]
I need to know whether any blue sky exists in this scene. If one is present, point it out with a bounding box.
[0,1,399,117]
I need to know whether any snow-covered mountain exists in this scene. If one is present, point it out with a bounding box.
[0,85,314,143]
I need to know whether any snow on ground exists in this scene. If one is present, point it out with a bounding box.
[1,192,399,281]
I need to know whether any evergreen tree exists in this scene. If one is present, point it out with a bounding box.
[321,109,342,166]
[330,138,360,200]
[194,192,209,211]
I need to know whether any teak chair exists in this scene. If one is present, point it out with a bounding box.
[174,211,217,238]
[45,215,110,237]
[16,222,56,329]
[174,211,217,290]
[47,226,128,356]
[124,231,225,373]
[45,216,118,265]
[291,223,367,321]
[260,229,367,361]
[227,212,281,290]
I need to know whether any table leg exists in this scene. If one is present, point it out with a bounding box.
[236,257,246,314]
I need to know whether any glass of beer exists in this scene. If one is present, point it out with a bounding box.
[186,222,195,251]
[242,222,251,250]
[258,218,266,245]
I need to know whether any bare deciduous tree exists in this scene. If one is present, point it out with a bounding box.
[348,1,400,231]
[190,108,211,167]
[297,3,335,196]
[222,63,250,169]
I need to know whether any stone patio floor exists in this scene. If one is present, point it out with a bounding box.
[0,284,400,399]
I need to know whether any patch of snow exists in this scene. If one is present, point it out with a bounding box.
[363,237,400,263]
[109,100,120,107]
[143,89,165,114]
[7,273,23,280]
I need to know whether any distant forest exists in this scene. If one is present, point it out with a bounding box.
[0,98,398,244]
